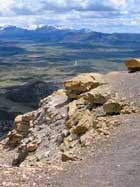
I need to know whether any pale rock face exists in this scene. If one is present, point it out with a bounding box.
[64,73,106,99]
[72,111,93,135]
[7,130,23,147]
[15,112,34,124]
[68,97,86,117]
[7,112,34,147]
[15,115,23,124]
[67,109,93,135]
[82,86,111,106]
[126,58,140,72]
[68,100,78,117]
[16,122,29,133]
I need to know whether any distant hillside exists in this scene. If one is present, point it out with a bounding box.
[1,26,140,46]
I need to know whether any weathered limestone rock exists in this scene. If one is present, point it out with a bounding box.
[7,130,23,146]
[104,98,138,116]
[126,58,140,72]
[121,103,138,114]
[27,142,38,152]
[68,100,77,117]
[7,112,34,147]
[15,115,23,124]
[52,89,66,96]
[15,112,34,123]
[16,122,30,133]
[67,110,83,129]
[95,117,120,136]
[67,110,93,135]
[83,86,111,106]
[103,99,122,115]
[68,97,86,117]
[64,73,105,99]
[72,116,92,135]
[22,112,34,122]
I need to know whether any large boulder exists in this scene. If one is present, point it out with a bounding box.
[64,73,105,99]
[126,58,140,72]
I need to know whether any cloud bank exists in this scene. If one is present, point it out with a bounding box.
[0,0,139,33]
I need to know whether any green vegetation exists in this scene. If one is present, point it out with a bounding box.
[0,41,128,90]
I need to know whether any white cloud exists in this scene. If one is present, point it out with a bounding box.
[0,0,139,33]
[0,0,127,14]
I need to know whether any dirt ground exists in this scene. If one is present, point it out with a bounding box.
[48,114,140,187]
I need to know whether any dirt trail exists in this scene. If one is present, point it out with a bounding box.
[106,71,140,106]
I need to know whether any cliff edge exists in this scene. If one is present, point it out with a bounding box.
[0,70,139,167]
[0,60,140,186]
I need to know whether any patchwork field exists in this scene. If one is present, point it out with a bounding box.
[0,40,130,89]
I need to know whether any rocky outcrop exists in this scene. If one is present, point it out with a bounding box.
[67,109,93,135]
[82,86,111,106]
[0,79,60,139]
[3,72,138,166]
[7,89,68,166]
[64,73,105,99]
[126,58,140,72]
[7,112,35,147]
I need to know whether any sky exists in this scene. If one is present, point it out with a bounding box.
[0,0,139,33]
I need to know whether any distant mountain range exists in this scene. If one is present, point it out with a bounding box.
[0,26,140,45]
[0,25,140,61]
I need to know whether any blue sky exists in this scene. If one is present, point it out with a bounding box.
[0,0,140,33]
